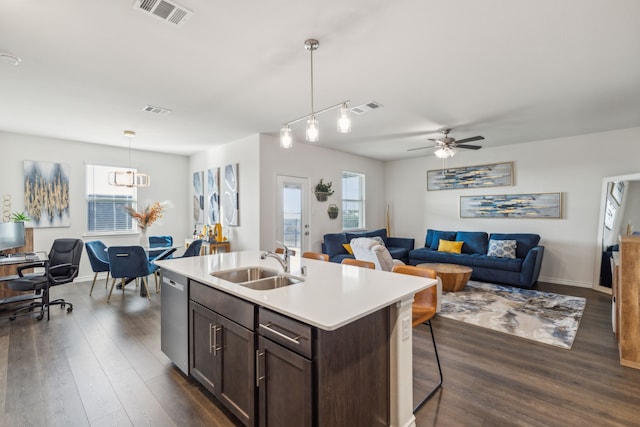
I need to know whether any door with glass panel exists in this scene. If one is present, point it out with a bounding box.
[276,176,309,254]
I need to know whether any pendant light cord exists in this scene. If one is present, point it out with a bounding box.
[310,47,314,114]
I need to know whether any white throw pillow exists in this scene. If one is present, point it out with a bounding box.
[487,239,517,258]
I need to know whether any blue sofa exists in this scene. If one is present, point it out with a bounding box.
[408,229,544,288]
[322,228,415,264]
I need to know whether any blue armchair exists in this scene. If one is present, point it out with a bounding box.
[85,240,110,296]
[148,235,173,261]
[107,246,157,302]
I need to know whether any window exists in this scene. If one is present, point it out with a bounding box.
[86,164,136,233]
[342,171,365,230]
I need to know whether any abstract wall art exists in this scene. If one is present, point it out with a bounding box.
[23,160,70,227]
[427,161,514,191]
[207,167,220,224]
[460,192,562,219]
[193,171,204,225]
[222,163,239,226]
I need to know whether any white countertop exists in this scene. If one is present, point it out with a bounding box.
[155,250,435,331]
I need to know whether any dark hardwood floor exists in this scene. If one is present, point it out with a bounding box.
[1,279,639,427]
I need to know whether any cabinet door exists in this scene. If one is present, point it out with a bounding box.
[257,336,312,427]
[189,301,218,394]
[217,315,255,426]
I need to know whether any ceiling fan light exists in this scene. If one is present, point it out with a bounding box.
[280,126,293,148]
[306,116,319,142]
[337,103,352,133]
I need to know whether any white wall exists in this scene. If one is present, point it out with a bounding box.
[259,134,386,253]
[385,126,640,287]
[0,131,190,281]
[189,134,261,251]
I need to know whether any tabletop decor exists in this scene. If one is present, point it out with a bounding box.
[125,201,170,245]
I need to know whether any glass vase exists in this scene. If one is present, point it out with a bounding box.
[140,228,147,246]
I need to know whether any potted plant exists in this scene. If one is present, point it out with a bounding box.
[315,179,335,202]
[10,212,30,222]
[327,204,339,219]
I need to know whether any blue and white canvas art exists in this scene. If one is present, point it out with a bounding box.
[193,171,204,225]
[23,160,70,227]
[222,163,239,226]
[427,161,514,191]
[460,192,562,218]
[207,167,220,224]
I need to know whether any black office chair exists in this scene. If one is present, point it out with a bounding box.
[9,238,83,321]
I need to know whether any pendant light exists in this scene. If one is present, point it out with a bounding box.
[279,39,351,148]
[109,130,150,187]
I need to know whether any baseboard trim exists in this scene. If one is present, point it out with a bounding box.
[538,276,592,288]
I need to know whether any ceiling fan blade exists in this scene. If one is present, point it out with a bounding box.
[454,135,484,144]
[407,146,432,152]
[456,144,482,150]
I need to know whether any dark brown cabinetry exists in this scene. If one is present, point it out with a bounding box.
[189,281,255,426]
[184,278,391,427]
[257,306,390,427]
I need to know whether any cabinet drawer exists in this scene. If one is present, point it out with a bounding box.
[190,280,254,330]
[258,308,312,359]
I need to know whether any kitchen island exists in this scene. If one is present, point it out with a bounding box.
[155,250,435,427]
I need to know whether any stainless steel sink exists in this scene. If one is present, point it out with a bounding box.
[211,266,279,283]
[239,275,304,290]
[210,266,304,290]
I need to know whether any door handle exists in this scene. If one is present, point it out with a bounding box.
[212,325,222,355]
[256,350,265,387]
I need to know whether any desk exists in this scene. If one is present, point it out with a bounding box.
[0,252,49,319]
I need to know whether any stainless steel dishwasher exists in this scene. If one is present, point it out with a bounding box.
[160,269,189,374]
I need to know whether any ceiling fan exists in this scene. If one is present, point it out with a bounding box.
[408,129,484,158]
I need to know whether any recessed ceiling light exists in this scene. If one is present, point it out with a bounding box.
[0,53,22,66]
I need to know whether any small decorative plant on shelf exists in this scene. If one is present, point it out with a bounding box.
[315,179,335,202]
[327,204,339,219]
[10,212,31,222]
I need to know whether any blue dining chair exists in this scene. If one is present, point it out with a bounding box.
[148,235,173,261]
[85,240,110,296]
[107,246,156,302]
[182,239,203,257]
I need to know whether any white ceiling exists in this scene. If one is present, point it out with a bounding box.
[1,0,639,161]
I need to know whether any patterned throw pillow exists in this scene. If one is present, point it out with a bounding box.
[487,239,517,258]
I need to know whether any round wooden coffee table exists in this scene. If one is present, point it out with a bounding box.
[417,263,473,292]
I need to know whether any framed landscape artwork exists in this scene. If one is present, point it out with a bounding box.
[427,161,514,191]
[460,192,562,219]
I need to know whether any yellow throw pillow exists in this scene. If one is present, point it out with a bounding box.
[437,239,463,254]
[343,243,354,254]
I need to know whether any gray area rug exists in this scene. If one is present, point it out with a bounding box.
[439,281,586,349]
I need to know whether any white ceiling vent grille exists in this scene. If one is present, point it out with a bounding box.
[351,101,383,115]
[143,105,172,115]
[133,0,193,27]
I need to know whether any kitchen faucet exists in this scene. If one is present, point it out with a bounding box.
[260,241,290,273]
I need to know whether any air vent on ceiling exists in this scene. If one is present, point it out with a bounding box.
[143,105,172,115]
[133,0,193,27]
[351,101,383,115]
